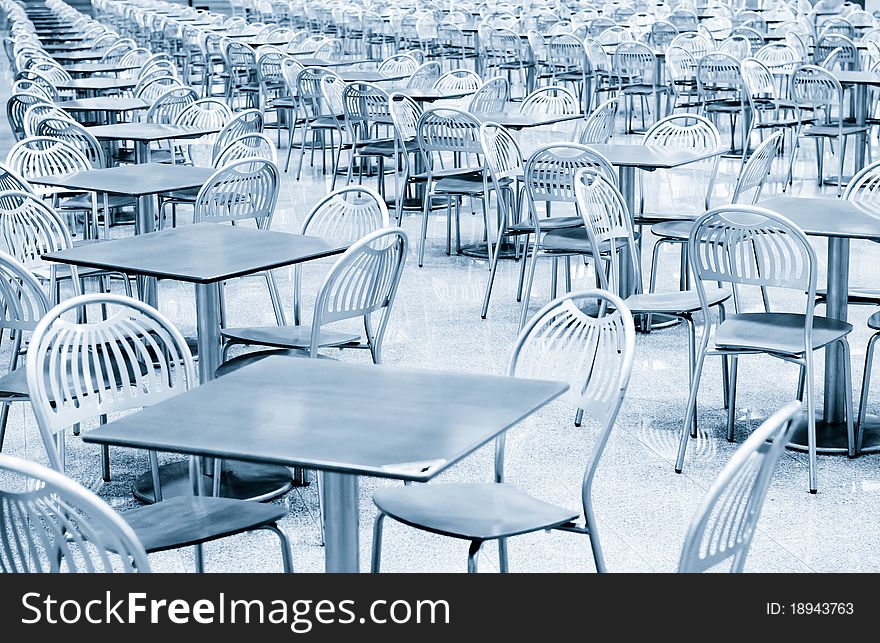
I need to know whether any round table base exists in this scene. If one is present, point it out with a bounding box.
[784,411,878,455]
[459,241,520,260]
[133,460,295,504]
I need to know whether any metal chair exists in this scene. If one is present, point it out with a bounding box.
[26,293,293,573]
[222,39,260,108]
[649,131,784,295]
[406,61,442,88]
[0,251,48,452]
[612,41,668,132]
[220,225,407,366]
[674,206,855,494]
[0,452,151,572]
[415,107,487,266]
[387,93,423,225]
[290,67,345,178]
[677,401,801,573]
[515,143,618,327]
[193,158,285,327]
[341,82,393,194]
[545,34,593,112]
[789,64,868,196]
[572,97,619,144]
[371,288,635,573]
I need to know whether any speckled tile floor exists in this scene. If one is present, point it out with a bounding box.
[3,59,880,573]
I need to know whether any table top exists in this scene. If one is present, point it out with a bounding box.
[831,71,880,86]
[338,70,409,83]
[294,56,371,68]
[87,122,221,142]
[759,196,880,241]
[58,97,150,112]
[82,356,568,481]
[475,112,583,130]
[42,42,94,52]
[64,62,141,74]
[391,87,473,102]
[30,164,214,197]
[45,223,348,283]
[56,77,137,91]
[585,143,725,169]
[53,51,106,62]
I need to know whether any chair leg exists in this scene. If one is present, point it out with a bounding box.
[467,540,483,573]
[261,524,294,573]
[370,512,386,573]
[519,247,540,329]
[857,332,880,451]
[263,270,286,326]
[726,356,738,442]
[515,234,530,302]
[675,336,710,473]
[418,189,432,267]
[841,339,856,458]
[685,316,698,438]
[805,350,818,494]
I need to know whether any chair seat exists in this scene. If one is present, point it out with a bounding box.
[121,496,286,553]
[509,215,583,233]
[715,312,853,356]
[542,226,638,254]
[804,123,868,137]
[220,324,361,349]
[215,347,335,378]
[624,287,730,314]
[61,193,137,210]
[159,186,200,203]
[638,212,699,227]
[434,173,487,195]
[650,220,693,240]
[373,482,578,541]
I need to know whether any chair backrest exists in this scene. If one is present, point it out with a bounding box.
[214,132,277,166]
[573,98,618,144]
[670,31,714,58]
[0,162,34,195]
[733,131,783,204]
[687,205,817,321]
[22,103,70,138]
[378,53,418,77]
[300,185,390,241]
[6,136,93,192]
[174,97,232,130]
[718,34,751,59]
[574,169,640,291]
[755,43,800,74]
[416,107,483,171]
[135,75,183,102]
[310,227,407,362]
[613,41,657,83]
[468,76,510,113]
[211,109,264,159]
[520,86,579,115]
[433,69,482,93]
[480,122,524,193]
[508,288,635,493]
[342,82,390,143]
[0,249,49,334]
[6,92,50,141]
[26,294,196,472]
[0,452,151,572]
[677,401,801,573]
[146,86,198,124]
[193,158,279,228]
[523,142,617,229]
[33,116,106,169]
[814,33,860,69]
[844,159,880,202]
[406,61,442,88]
[280,57,305,96]
[0,190,76,274]
[790,64,844,117]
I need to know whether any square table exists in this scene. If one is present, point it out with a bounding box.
[337,70,409,83]
[83,356,568,572]
[830,70,880,175]
[49,224,349,505]
[53,51,106,63]
[56,77,136,95]
[64,61,141,76]
[474,111,583,130]
[57,97,150,123]
[42,42,95,52]
[759,196,880,455]
[29,163,215,238]
[294,56,372,68]
[392,87,475,103]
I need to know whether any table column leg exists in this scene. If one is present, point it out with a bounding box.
[195,281,221,384]
[321,471,360,573]
[134,140,158,306]
[618,165,636,298]
[855,83,867,174]
[824,237,849,425]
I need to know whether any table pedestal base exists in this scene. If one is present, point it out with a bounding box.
[783,410,879,455]
[460,241,520,260]
[133,460,294,504]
